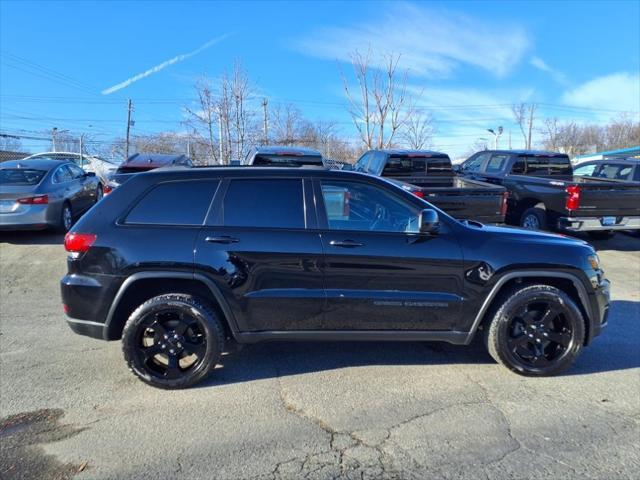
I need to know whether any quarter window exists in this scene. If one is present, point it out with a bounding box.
[126,180,219,225]
[223,179,304,228]
[320,181,420,233]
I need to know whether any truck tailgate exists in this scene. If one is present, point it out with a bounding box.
[413,178,506,222]
[574,177,640,217]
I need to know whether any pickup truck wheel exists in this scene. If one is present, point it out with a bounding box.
[587,231,615,240]
[122,294,225,389]
[520,207,546,230]
[485,285,584,376]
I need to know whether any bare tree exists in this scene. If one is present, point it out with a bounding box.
[401,112,434,149]
[0,135,23,151]
[512,103,537,149]
[271,103,304,145]
[342,49,413,149]
[185,77,220,164]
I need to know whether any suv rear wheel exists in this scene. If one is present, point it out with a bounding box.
[122,294,225,389]
[484,285,585,376]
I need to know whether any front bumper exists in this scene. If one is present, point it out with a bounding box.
[558,216,640,232]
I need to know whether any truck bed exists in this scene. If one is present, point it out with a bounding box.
[388,177,507,223]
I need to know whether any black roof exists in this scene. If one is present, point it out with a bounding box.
[479,149,568,156]
[123,153,188,166]
[375,149,449,157]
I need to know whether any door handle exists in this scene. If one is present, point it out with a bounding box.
[329,239,364,248]
[205,236,239,244]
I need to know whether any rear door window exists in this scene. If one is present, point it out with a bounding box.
[126,180,219,225]
[53,165,74,183]
[223,178,305,229]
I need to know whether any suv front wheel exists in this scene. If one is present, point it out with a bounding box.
[485,285,585,376]
[122,294,225,389]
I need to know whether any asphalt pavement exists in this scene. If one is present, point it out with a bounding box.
[1,231,638,479]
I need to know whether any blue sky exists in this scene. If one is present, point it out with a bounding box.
[1,0,639,157]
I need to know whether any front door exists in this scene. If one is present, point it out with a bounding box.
[195,177,325,332]
[316,178,464,331]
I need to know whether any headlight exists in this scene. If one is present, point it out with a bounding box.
[588,254,600,270]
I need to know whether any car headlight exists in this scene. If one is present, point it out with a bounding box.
[588,254,600,270]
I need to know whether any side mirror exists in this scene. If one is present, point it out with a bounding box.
[452,163,462,173]
[419,209,440,234]
[85,171,96,177]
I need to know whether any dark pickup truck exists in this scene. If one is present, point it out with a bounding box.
[458,150,640,238]
[354,149,507,223]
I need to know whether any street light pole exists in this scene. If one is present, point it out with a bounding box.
[487,126,504,149]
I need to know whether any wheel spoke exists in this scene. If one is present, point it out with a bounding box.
[532,355,550,367]
[507,335,530,351]
[547,330,572,347]
[149,319,167,338]
[182,341,206,359]
[142,344,163,361]
[538,307,558,329]
[164,355,182,379]
[174,320,191,336]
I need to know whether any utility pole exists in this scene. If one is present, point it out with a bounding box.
[508,129,512,149]
[262,98,269,145]
[51,127,58,152]
[124,99,133,161]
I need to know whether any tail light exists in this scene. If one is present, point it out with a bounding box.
[500,191,509,216]
[103,184,113,195]
[17,194,48,205]
[565,185,581,211]
[64,232,97,253]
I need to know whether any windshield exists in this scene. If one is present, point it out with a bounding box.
[0,168,47,185]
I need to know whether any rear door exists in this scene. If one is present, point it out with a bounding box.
[316,177,464,331]
[195,177,325,332]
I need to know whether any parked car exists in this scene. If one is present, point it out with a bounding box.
[0,158,101,232]
[355,149,507,223]
[104,153,192,194]
[22,152,120,181]
[243,146,323,166]
[61,166,609,388]
[573,158,640,182]
[458,150,640,238]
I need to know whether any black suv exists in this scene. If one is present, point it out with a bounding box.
[61,167,610,388]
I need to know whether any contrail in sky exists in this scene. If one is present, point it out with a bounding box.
[101,34,230,95]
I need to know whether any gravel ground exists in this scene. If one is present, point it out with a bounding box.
[1,231,638,480]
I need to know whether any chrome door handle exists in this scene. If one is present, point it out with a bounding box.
[205,236,239,244]
[329,239,364,248]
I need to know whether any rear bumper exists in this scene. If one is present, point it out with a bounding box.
[0,205,53,230]
[66,318,106,340]
[558,216,640,232]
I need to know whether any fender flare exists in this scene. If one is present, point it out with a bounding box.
[103,271,240,340]
[464,270,592,345]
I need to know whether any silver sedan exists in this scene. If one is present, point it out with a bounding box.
[0,158,102,232]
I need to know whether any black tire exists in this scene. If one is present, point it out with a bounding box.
[520,207,547,231]
[57,202,73,233]
[484,285,585,376]
[587,230,615,240]
[122,294,225,389]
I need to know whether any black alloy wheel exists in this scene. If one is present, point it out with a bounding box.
[122,294,224,389]
[485,285,585,376]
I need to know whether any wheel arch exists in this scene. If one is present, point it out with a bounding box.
[466,271,592,346]
[104,271,239,341]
